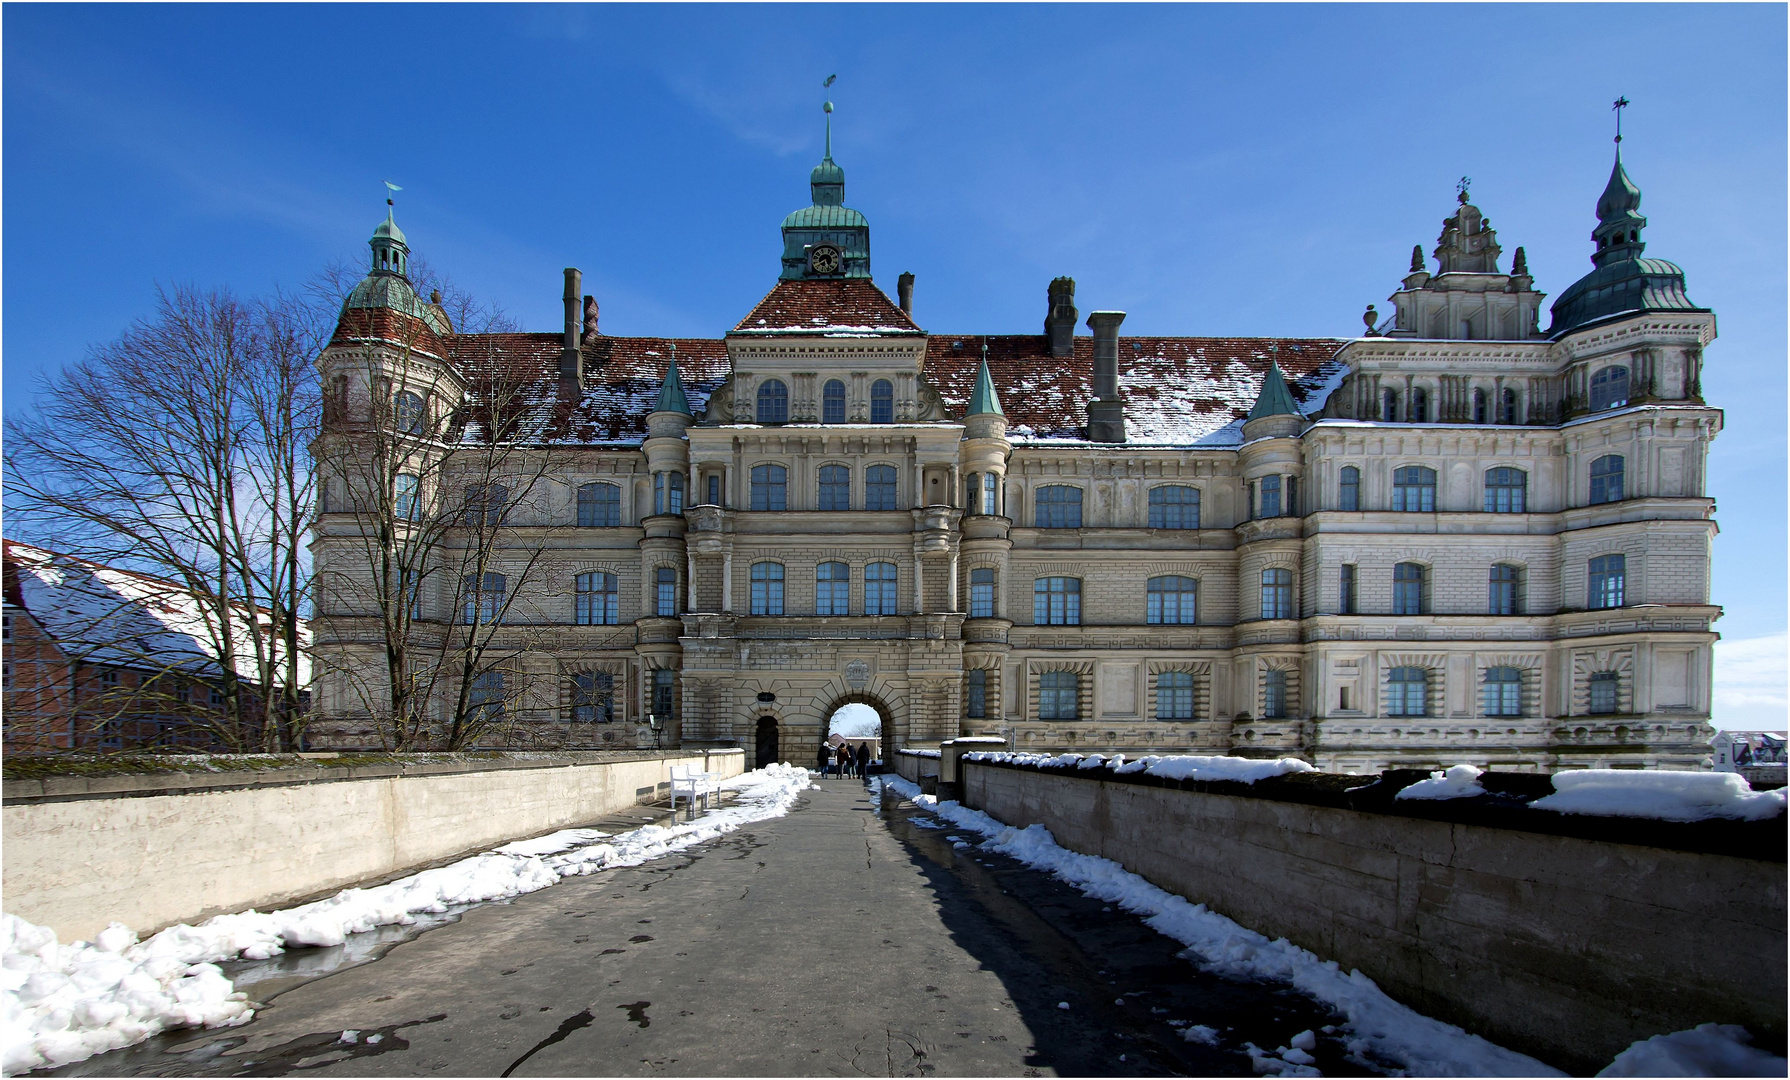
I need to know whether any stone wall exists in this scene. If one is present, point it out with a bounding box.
[961,759,1784,1075]
[3,749,744,943]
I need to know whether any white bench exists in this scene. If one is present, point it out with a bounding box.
[669,764,717,817]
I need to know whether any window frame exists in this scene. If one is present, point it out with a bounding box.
[1391,466,1437,512]
[1590,455,1625,505]
[1157,671,1195,721]
[1146,575,1198,626]
[463,572,507,625]
[818,464,851,512]
[1589,554,1627,609]
[1483,467,1527,513]
[1339,563,1357,614]
[822,379,847,424]
[865,464,899,511]
[1263,669,1288,719]
[864,561,899,616]
[571,671,615,724]
[575,571,620,626]
[1033,577,1082,626]
[1387,666,1428,717]
[1034,485,1084,529]
[393,389,426,433]
[967,668,988,719]
[749,464,788,511]
[1589,365,1630,412]
[577,481,621,527]
[870,379,894,424]
[1338,466,1360,512]
[749,561,785,616]
[1039,670,1078,721]
[1259,475,1282,518]
[655,566,678,617]
[1148,485,1200,530]
[469,670,506,723]
[1483,666,1522,717]
[394,473,421,521]
[1260,567,1292,620]
[969,568,996,619]
[756,378,790,423]
[816,561,850,616]
[1588,671,1619,715]
[1392,562,1426,615]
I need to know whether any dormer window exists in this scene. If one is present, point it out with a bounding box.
[757,379,789,423]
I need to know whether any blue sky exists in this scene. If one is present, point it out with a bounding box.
[5,4,1784,723]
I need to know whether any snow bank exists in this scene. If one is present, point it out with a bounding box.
[3,764,811,1073]
[1395,764,1488,802]
[1597,1022,1787,1077]
[880,774,1557,1077]
[965,750,1315,785]
[1531,769,1785,822]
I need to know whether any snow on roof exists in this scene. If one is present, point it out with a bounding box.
[730,279,923,336]
[3,541,310,686]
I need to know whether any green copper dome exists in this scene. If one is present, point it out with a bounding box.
[341,209,450,336]
[1549,153,1705,337]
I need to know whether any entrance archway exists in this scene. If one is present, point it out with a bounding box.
[821,699,891,777]
[755,716,779,769]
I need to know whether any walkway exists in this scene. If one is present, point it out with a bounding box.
[54,779,1356,1077]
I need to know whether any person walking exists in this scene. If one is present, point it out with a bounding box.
[836,742,852,780]
[817,741,832,779]
[855,741,871,779]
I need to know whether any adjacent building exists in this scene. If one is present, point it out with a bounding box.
[310,129,1720,771]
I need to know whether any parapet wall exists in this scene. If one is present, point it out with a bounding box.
[3,749,745,943]
[961,759,1785,1076]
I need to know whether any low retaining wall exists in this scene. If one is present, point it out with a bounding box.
[893,748,939,791]
[962,759,1785,1075]
[3,749,745,943]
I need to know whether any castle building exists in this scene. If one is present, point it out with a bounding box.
[310,128,1721,772]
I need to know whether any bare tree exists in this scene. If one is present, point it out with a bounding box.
[5,286,320,751]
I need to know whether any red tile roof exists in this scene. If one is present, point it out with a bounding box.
[329,308,448,361]
[731,279,922,336]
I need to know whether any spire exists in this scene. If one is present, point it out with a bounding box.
[369,181,410,278]
[1246,361,1303,421]
[966,346,1004,417]
[653,350,692,416]
[810,79,844,206]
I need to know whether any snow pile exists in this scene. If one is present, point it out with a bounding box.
[1395,765,1488,802]
[3,764,811,1073]
[1531,769,1785,822]
[965,750,1315,785]
[1597,1022,1787,1077]
[881,774,1557,1077]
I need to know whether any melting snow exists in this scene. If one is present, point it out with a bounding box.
[1530,769,1784,822]
[1395,764,1488,802]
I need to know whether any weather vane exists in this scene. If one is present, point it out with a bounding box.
[1456,175,1471,204]
[383,179,402,209]
[1612,96,1629,145]
[822,74,837,155]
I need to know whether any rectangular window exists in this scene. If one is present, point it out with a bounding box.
[864,562,898,616]
[818,465,851,511]
[1339,467,1360,512]
[571,671,613,723]
[969,568,995,619]
[1590,456,1624,505]
[1393,563,1425,616]
[1286,476,1298,517]
[1039,671,1078,720]
[1339,564,1357,614]
[750,562,785,615]
[464,572,507,625]
[1034,486,1083,529]
[967,669,987,719]
[656,567,677,617]
[1392,467,1436,512]
[707,474,721,507]
[578,483,621,527]
[653,472,685,516]
[1146,576,1198,625]
[1157,671,1195,720]
[1483,668,1522,717]
[750,465,787,511]
[652,668,676,720]
[865,465,898,511]
[1489,565,1520,616]
[1260,569,1292,620]
[982,473,999,516]
[1589,554,1626,610]
[1148,486,1200,529]
[1387,667,1427,717]
[816,562,850,616]
[1033,577,1081,626]
[1588,672,1619,714]
[1484,468,1527,513]
[576,572,619,626]
[1263,669,1287,719]
[1259,475,1282,519]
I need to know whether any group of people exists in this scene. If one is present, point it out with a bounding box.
[817,740,873,779]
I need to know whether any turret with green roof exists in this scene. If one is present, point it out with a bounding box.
[1241,361,1306,440]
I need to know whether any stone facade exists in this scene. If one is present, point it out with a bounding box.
[310,144,1720,772]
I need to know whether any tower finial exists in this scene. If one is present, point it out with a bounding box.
[383,179,402,223]
[823,73,837,160]
[1613,96,1629,150]
[1456,175,1471,204]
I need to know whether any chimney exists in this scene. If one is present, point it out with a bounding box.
[1045,277,1077,358]
[897,272,915,317]
[559,268,582,397]
[582,294,599,346]
[1086,310,1126,443]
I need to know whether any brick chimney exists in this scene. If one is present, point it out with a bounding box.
[1086,310,1126,443]
[1045,277,1077,358]
[897,272,915,317]
[559,268,582,398]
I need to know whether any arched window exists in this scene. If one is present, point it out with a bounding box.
[822,379,847,424]
[1483,467,1527,513]
[1381,389,1399,423]
[469,670,504,723]
[1391,466,1436,512]
[865,562,898,615]
[1473,388,1488,424]
[756,379,789,423]
[1039,671,1078,721]
[980,472,999,516]
[576,572,619,625]
[393,390,425,433]
[1033,577,1081,625]
[462,572,506,625]
[750,562,784,615]
[1589,554,1626,610]
[870,379,894,424]
[969,568,996,618]
[1148,485,1199,529]
[1500,388,1520,425]
[865,465,898,511]
[967,668,988,719]
[816,561,850,616]
[1263,669,1288,719]
[1393,562,1426,615]
[571,671,615,723]
[655,567,678,617]
[1338,466,1360,512]
[1588,672,1619,715]
[394,474,420,521]
[818,464,850,511]
[1589,365,1630,412]
[577,482,621,527]
[1387,666,1427,717]
[1258,475,1282,518]
[1157,671,1195,720]
[1483,667,1522,717]
[750,464,787,511]
[463,483,508,527]
[1489,564,1521,615]
[1260,568,1292,620]
[1034,485,1083,528]
[1409,386,1428,423]
[1147,576,1198,625]
[1590,455,1624,504]
[653,472,684,515]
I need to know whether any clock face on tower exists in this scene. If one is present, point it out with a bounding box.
[808,245,842,275]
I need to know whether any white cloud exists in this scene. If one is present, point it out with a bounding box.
[1713,633,1788,730]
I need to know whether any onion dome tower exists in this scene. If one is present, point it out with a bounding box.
[341,191,451,336]
[779,100,872,280]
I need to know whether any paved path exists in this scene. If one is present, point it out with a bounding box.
[56,779,1357,1077]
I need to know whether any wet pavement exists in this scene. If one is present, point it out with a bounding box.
[45,779,1374,1077]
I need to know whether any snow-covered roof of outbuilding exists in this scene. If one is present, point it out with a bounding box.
[2,541,311,686]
